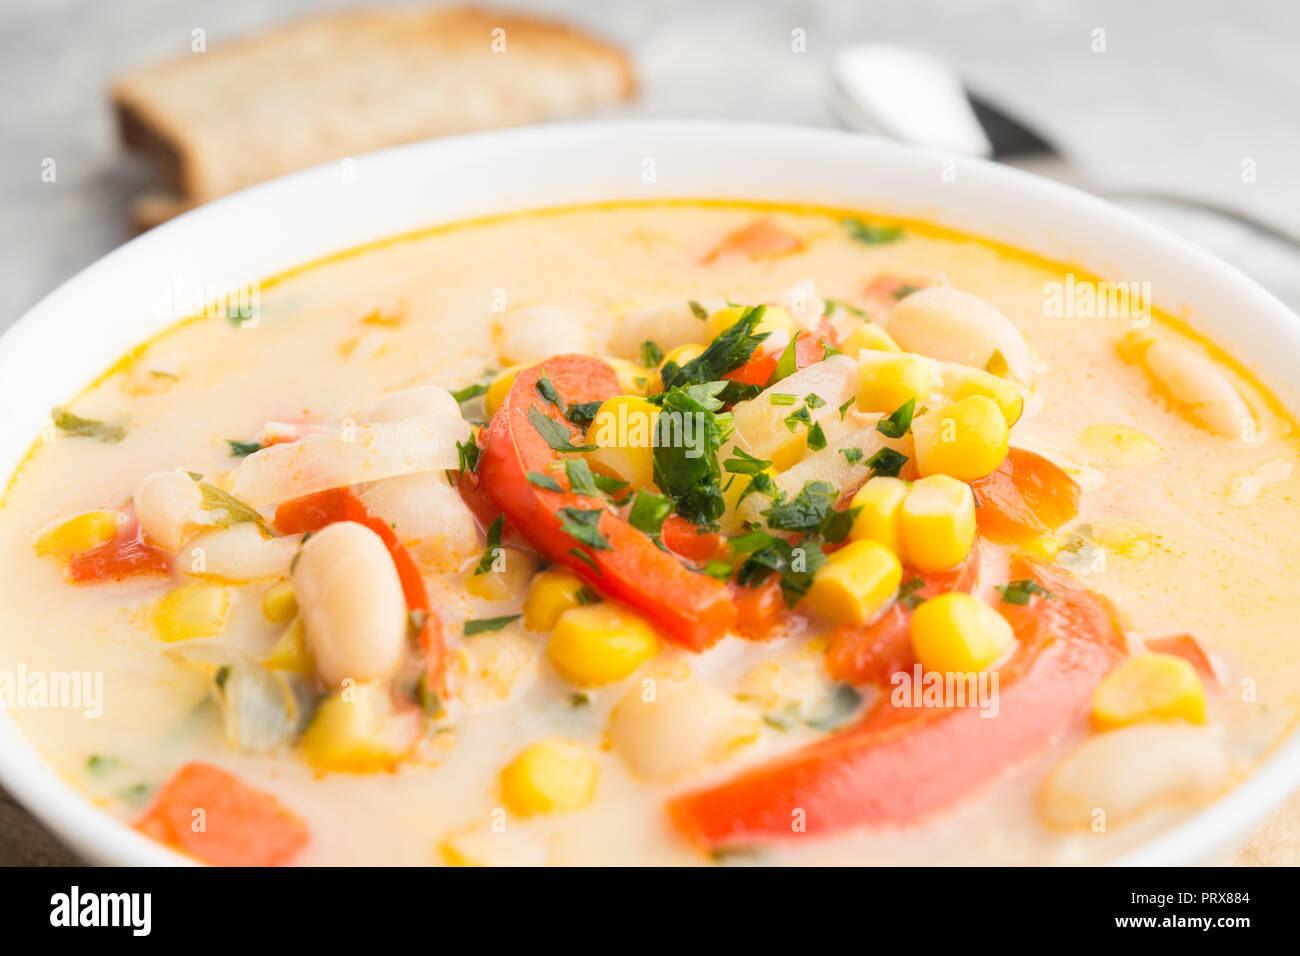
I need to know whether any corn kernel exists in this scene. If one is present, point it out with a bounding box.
[848,476,908,553]
[899,474,976,572]
[856,350,935,414]
[912,394,1009,480]
[941,365,1024,426]
[1091,653,1207,730]
[466,547,538,601]
[523,569,589,631]
[154,583,232,643]
[840,323,901,355]
[547,602,661,686]
[1079,424,1163,466]
[910,592,1014,674]
[584,395,660,491]
[706,304,796,341]
[484,365,526,416]
[500,737,598,815]
[260,580,297,622]
[803,539,902,626]
[301,682,413,772]
[603,357,655,397]
[439,823,547,867]
[35,510,121,558]
[264,617,312,673]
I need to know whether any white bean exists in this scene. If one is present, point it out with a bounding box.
[291,521,408,689]
[1040,722,1233,830]
[134,469,208,552]
[1132,335,1254,438]
[360,471,478,571]
[496,305,594,365]
[183,524,301,581]
[609,676,759,782]
[606,300,724,357]
[366,385,460,423]
[885,287,1033,383]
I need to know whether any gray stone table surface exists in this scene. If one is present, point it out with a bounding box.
[2,0,1299,865]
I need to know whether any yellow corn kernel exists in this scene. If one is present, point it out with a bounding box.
[910,592,1014,674]
[584,395,660,492]
[35,510,121,558]
[941,365,1024,426]
[264,617,312,673]
[153,583,232,643]
[723,465,776,513]
[466,547,538,601]
[803,539,902,626]
[439,823,547,867]
[300,682,413,773]
[603,357,655,397]
[547,602,661,687]
[523,569,589,631]
[1091,653,1207,730]
[500,738,598,815]
[856,350,935,414]
[260,580,297,622]
[848,476,908,553]
[840,322,901,355]
[706,304,797,341]
[1020,534,1061,561]
[484,365,526,417]
[899,475,976,572]
[912,394,1009,480]
[1079,424,1163,466]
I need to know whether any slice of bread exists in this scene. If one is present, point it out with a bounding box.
[114,6,635,216]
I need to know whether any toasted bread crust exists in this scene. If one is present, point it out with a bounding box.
[113,6,635,207]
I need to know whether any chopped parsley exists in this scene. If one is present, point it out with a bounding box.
[640,340,664,367]
[660,305,768,390]
[783,405,812,433]
[823,298,866,318]
[51,407,126,443]
[575,586,602,606]
[892,283,921,301]
[194,479,269,532]
[628,488,673,538]
[528,406,596,452]
[526,470,564,492]
[898,577,928,609]
[226,438,262,457]
[865,447,908,478]
[876,398,916,439]
[534,373,564,409]
[769,393,798,406]
[450,382,488,403]
[768,333,801,386]
[564,458,601,497]
[687,300,710,321]
[564,400,602,428]
[558,507,611,552]
[722,448,771,475]
[652,385,729,528]
[996,579,1055,606]
[456,439,481,475]
[803,392,826,410]
[839,447,864,465]
[463,615,521,636]
[761,480,838,533]
[805,684,864,730]
[807,421,827,451]
[842,219,905,245]
[473,515,504,576]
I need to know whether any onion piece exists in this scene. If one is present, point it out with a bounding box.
[230,415,471,509]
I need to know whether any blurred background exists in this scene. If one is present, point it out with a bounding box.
[2,0,1298,863]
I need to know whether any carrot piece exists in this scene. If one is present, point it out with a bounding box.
[669,558,1125,847]
[477,354,736,650]
[1146,634,1217,684]
[67,516,172,584]
[661,515,721,564]
[702,218,802,264]
[723,333,828,388]
[273,486,445,693]
[825,549,981,685]
[970,447,1080,543]
[135,762,308,866]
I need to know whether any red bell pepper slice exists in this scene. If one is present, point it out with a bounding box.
[723,332,827,387]
[1146,634,1217,684]
[825,548,981,685]
[701,218,802,264]
[661,514,722,564]
[669,558,1125,848]
[970,447,1080,543]
[476,354,736,650]
[273,486,446,693]
[135,762,308,866]
[728,577,793,640]
[68,515,172,584]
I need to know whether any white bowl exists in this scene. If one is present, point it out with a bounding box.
[2,120,1298,866]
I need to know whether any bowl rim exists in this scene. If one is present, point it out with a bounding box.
[2,118,1298,866]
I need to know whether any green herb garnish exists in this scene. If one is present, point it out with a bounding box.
[898,577,927,610]
[687,300,710,321]
[628,489,674,539]
[876,398,916,439]
[451,382,488,403]
[575,586,601,606]
[660,305,769,390]
[526,470,564,492]
[464,615,522,636]
[528,406,596,452]
[640,340,664,367]
[996,579,1055,606]
[473,515,504,576]
[769,393,797,406]
[865,447,908,478]
[565,400,602,428]
[558,507,611,551]
[534,373,564,409]
[456,439,481,475]
[225,438,262,457]
[842,219,905,245]
[51,407,126,443]
[564,458,601,497]
[839,447,864,465]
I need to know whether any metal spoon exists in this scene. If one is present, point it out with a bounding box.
[830,44,1300,249]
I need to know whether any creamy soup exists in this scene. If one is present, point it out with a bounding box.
[2,201,1298,866]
